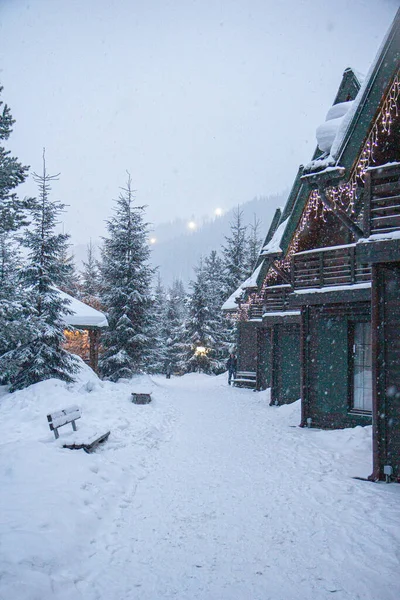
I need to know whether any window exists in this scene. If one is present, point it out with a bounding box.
[351,322,372,412]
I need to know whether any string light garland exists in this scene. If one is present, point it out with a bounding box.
[284,70,400,264]
[232,71,400,319]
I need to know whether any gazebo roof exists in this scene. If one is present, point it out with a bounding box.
[59,289,108,328]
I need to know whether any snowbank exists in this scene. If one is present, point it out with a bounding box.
[1,369,399,600]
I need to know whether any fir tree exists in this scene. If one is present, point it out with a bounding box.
[55,240,81,297]
[0,233,32,378]
[0,86,32,235]
[99,173,154,380]
[164,278,187,373]
[222,207,249,297]
[146,274,168,373]
[81,240,100,303]
[179,254,229,374]
[247,214,263,272]
[1,151,78,391]
[202,250,232,372]
[0,87,34,381]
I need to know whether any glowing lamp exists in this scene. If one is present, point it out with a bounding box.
[195,346,206,355]
[188,221,197,230]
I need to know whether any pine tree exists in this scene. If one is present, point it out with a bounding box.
[99,173,154,380]
[0,233,32,376]
[222,207,249,297]
[164,278,187,373]
[0,87,34,382]
[202,250,232,372]
[0,86,32,235]
[55,240,81,297]
[81,240,100,303]
[1,151,78,391]
[179,254,229,374]
[146,274,168,373]
[247,214,263,272]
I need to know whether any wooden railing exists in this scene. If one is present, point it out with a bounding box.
[248,285,292,319]
[292,245,371,290]
[364,162,400,236]
[248,305,263,320]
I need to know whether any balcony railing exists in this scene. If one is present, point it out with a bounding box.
[364,162,400,236]
[292,244,371,290]
[248,285,292,319]
[248,305,263,320]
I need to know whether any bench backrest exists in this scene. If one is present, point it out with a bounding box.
[47,405,81,432]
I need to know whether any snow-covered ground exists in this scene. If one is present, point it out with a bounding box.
[1,364,399,600]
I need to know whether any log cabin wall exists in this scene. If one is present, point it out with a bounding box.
[301,302,372,429]
[270,323,301,406]
[256,327,271,391]
[237,321,258,372]
[372,263,400,481]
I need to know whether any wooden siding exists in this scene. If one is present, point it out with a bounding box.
[237,322,258,372]
[364,163,400,237]
[270,324,301,406]
[372,264,400,480]
[257,327,271,391]
[301,303,372,429]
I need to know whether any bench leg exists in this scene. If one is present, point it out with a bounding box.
[71,420,77,432]
[54,429,59,440]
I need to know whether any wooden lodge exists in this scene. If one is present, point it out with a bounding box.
[223,65,363,406]
[223,9,400,482]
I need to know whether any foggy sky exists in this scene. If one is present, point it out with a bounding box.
[0,0,398,245]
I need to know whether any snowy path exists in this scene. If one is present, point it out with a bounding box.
[1,371,399,600]
[63,375,399,600]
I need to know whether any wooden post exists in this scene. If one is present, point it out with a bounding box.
[300,307,310,427]
[363,172,371,238]
[319,187,364,240]
[370,265,382,480]
[88,329,100,373]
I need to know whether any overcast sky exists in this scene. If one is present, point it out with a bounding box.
[0,0,398,245]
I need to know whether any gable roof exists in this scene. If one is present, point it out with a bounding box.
[236,67,363,297]
[59,289,108,328]
[304,9,400,177]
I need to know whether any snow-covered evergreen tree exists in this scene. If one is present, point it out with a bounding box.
[0,234,32,375]
[0,86,32,236]
[146,274,168,373]
[222,207,249,297]
[0,88,36,382]
[246,214,263,272]
[1,151,78,391]
[99,173,154,380]
[81,240,101,304]
[164,278,187,373]
[179,253,229,374]
[55,240,81,297]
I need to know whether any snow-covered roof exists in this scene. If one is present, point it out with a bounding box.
[241,263,263,290]
[305,20,394,174]
[221,284,244,311]
[261,218,289,256]
[58,289,108,328]
[315,101,354,154]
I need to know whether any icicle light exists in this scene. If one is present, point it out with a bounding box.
[233,72,400,317]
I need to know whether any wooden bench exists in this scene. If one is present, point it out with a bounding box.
[232,371,257,389]
[47,405,110,453]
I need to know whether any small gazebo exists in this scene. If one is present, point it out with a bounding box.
[59,289,108,372]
